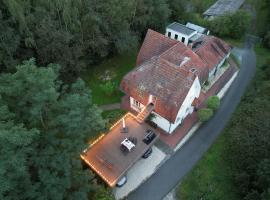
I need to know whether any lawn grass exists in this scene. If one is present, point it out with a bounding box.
[176,131,239,200]
[255,45,270,67]
[101,109,126,129]
[83,51,137,105]
[177,45,270,200]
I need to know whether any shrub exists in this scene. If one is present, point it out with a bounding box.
[208,10,251,39]
[204,80,210,86]
[198,108,213,122]
[146,113,156,122]
[206,96,220,110]
[100,81,116,96]
[102,109,125,129]
[93,187,114,200]
[263,31,270,49]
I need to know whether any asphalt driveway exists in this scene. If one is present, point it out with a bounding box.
[127,38,256,200]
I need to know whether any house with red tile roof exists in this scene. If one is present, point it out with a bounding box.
[120,22,232,134]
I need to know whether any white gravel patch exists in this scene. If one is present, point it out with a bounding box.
[113,146,167,200]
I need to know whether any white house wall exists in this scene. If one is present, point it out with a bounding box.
[151,76,201,134]
[151,111,172,133]
[165,28,197,46]
[168,76,201,133]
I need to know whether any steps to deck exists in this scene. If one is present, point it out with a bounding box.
[136,104,154,123]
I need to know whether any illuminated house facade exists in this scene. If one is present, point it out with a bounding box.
[120,22,232,134]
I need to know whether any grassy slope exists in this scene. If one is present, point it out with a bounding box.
[177,46,270,200]
[83,51,137,105]
[177,131,239,200]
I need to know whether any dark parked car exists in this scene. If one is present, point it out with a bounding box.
[143,129,156,145]
[142,147,152,159]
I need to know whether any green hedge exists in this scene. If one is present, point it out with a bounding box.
[206,96,220,110]
[198,108,214,122]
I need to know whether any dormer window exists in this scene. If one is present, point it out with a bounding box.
[190,68,197,73]
[182,37,185,43]
[168,32,171,38]
[174,34,178,40]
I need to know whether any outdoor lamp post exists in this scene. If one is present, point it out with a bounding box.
[121,118,128,133]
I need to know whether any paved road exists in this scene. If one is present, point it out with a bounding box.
[127,38,256,200]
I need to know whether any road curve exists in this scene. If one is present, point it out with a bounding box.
[127,39,256,200]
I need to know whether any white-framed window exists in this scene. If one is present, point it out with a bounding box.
[181,37,185,43]
[133,99,140,108]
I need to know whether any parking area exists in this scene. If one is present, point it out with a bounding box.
[113,145,167,200]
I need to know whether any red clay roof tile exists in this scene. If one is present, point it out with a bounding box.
[194,36,232,71]
[136,29,178,66]
[120,29,231,123]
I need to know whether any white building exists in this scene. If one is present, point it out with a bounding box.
[120,23,231,134]
[165,22,209,46]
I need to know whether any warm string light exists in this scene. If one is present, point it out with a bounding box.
[109,112,136,130]
[89,134,105,146]
[81,112,138,187]
[122,118,125,128]
[80,155,116,187]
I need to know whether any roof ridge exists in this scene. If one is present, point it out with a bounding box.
[160,42,204,68]
[159,42,180,58]
[136,29,178,66]
[193,35,209,52]
[158,57,196,80]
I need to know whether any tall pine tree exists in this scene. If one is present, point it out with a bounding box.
[0,59,106,200]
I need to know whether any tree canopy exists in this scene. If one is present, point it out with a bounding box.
[207,10,252,39]
[226,49,270,200]
[0,0,171,82]
[0,59,106,200]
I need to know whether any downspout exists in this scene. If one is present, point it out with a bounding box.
[168,122,172,134]
[169,108,173,134]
